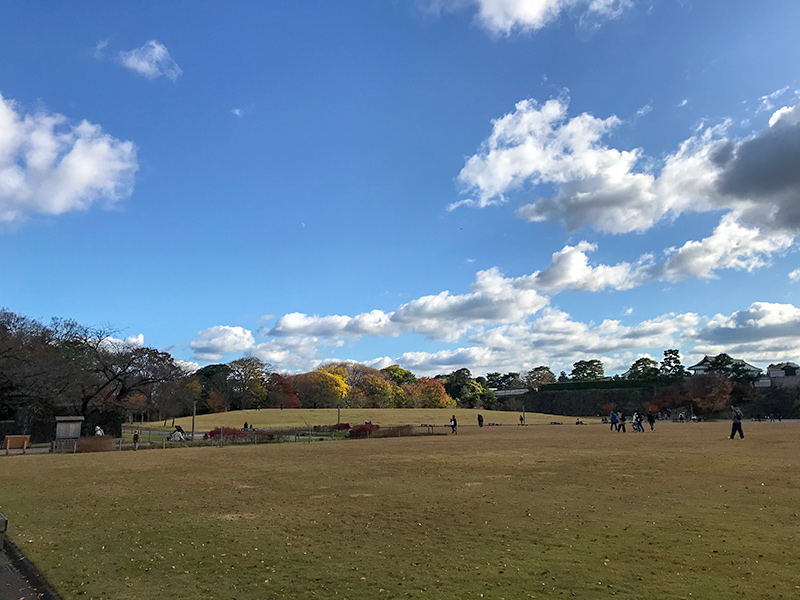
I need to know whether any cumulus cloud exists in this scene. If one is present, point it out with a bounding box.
[99,333,145,353]
[715,105,800,232]
[789,269,800,282]
[428,0,633,35]
[176,360,200,374]
[456,96,800,281]
[249,336,323,370]
[394,307,700,375]
[659,215,794,281]
[394,301,800,375]
[268,268,548,344]
[190,325,255,361]
[519,241,652,292]
[457,96,720,232]
[0,93,138,227]
[691,302,800,362]
[118,40,182,81]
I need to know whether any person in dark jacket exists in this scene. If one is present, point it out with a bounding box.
[730,406,744,439]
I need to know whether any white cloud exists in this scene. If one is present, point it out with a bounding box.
[659,215,793,281]
[269,268,548,344]
[176,360,199,374]
[789,269,800,282]
[99,334,145,353]
[394,307,700,375]
[457,95,800,280]
[190,325,255,361]
[458,96,718,233]
[758,86,791,113]
[118,40,183,81]
[428,0,634,35]
[125,334,145,347]
[677,99,688,108]
[0,93,138,227]
[231,108,243,117]
[94,39,109,59]
[691,302,800,362]
[518,241,652,292]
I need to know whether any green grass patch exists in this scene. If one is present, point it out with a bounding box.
[1,421,798,599]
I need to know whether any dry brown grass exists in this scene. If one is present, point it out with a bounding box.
[1,421,798,599]
[145,407,577,432]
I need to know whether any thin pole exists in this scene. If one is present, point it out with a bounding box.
[191,401,197,441]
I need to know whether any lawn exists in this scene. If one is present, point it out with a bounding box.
[1,420,798,599]
[141,407,578,432]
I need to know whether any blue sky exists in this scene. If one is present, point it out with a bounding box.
[2,0,800,376]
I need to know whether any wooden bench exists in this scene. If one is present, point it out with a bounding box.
[4,435,31,455]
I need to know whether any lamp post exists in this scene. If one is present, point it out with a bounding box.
[191,400,197,440]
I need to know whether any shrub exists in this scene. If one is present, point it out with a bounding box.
[313,423,350,432]
[348,423,380,439]
[76,436,115,453]
[204,427,248,440]
[373,425,415,438]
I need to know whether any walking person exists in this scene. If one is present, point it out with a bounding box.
[730,406,745,439]
[617,412,626,433]
[632,411,640,432]
[133,430,139,451]
[610,411,618,431]
[450,415,458,434]
[647,412,655,431]
[477,414,484,428]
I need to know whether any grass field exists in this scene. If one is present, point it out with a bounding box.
[142,407,579,432]
[1,419,799,599]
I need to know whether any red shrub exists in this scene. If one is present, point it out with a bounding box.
[348,423,380,439]
[203,427,248,440]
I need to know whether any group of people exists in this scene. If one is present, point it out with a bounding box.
[609,410,655,433]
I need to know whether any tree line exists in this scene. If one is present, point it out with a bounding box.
[3,309,792,439]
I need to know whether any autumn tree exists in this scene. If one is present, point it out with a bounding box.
[158,378,203,420]
[348,374,405,408]
[381,364,416,386]
[403,377,454,408]
[228,357,272,409]
[292,370,349,408]
[264,372,301,409]
[684,373,733,413]
[195,364,234,411]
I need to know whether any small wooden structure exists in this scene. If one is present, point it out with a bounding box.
[53,416,85,453]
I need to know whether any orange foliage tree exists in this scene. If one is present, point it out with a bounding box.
[402,377,454,408]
